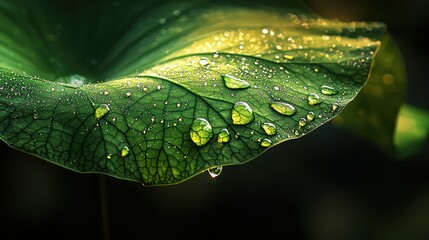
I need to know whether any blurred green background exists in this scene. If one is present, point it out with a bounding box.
[1,0,428,239]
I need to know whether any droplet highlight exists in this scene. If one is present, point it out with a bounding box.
[232,102,254,125]
[95,104,110,119]
[307,93,322,105]
[199,57,210,67]
[223,74,250,89]
[320,85,338,95]
[190,118,214,146]
[217,128,230,143]
[262,123,277,136]
[208,166,223,178]
[270,102,296,116]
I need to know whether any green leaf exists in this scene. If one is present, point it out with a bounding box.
[0,0,385,185]
[394,104,429,159]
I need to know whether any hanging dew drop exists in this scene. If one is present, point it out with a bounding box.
[95,104,110,119]
[270,102,296,116]
[260,138,272,147]
[190,118,214,146]
[208,166,223,178]
[320,85,338,95]
[232,102,254,125]
[223,74,250,89]
[121,146,130,157]
[307,93,322,105]
[217,128,231,143]
[262,123,277,136]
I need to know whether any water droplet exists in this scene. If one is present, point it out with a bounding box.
[262,123,277,136]
[283,54,294,60]
[332,104,339,111]
[106,154,112,160]
[307,93,321,105]
[199,57,210,67]
[314,67,320,73]
[33,113,39,119]
[306,111,315,121]
[121,146,130,157]
[217,128,230,143]
[232,102,254,125]
[320,85,338,95]
[223,74,250,89]
[190,118,213,146]
[208,166,222,178]
[213,51,219,58]
[260,138,272,147]
[126,91,132,97]
[95,104,110,119]
[298,118,307,127]
[261,28,269,34]
[270,102,296,116]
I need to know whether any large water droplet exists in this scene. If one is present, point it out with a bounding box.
[208,166,223,178]
[320,85,338,95]
[262,123,277,136]
[232,102,254,125]
[217,128,231,143]
[223,74,250,89]
[190,118,214,146]
[199,57,210,67]
[270,102,296,116]
[95,104,110,119]
[121,146,130,157]
[260,138,272,147]
[307,93,322,105]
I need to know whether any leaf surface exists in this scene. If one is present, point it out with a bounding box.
[0,0,385,185]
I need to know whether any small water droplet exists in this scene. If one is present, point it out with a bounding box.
[103,90,109,96]
[223,74,250,89]
[261,28,269,34]
[314,67,320,73]
[298,118,307,127]
[217,128,230,143]
[332,104,339,111]
[213,51,219,58]
[208,166,222,178]
[283,54,294,60]
[199,57,210,67]
[33,113,39,119]
[232,102,254,125]
[262,123,277,136]
[95,104,110,119]
[307,93,321,105]
[121,146,130,157]
[320,85,338,95]
[270,102,296,116]
[190,118,214,146]
[306,111,315,121]
[260,138,272,147]
[106,154,112,160]
[126,91,132,97]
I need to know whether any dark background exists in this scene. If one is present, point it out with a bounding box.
[1,0,428,239]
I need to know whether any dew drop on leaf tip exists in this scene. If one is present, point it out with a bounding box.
[208,166,222,178]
